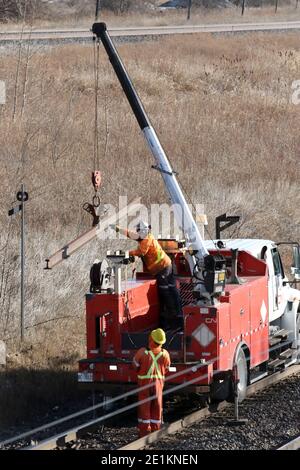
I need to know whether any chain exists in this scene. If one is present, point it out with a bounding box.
[93,39,100,173]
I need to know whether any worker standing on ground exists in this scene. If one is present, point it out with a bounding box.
[111,221,183,330]
[133,328,171,437]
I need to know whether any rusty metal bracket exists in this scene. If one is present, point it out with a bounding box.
[216,213,240,239]
[151,165,178,176]
[83,202,100,226]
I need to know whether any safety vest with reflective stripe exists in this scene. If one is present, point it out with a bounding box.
[146,240,168,273]
[124,232,171,275]
[138,350,165,380]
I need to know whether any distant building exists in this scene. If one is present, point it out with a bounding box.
[159,1,235,9]
[159,0,187,9]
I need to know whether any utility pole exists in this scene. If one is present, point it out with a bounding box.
[187,0,192,21]
[20,184,25,342]
[95,0,101,20]
[241,0,246,15]
[8,184,29,342]
[275,0,278,12]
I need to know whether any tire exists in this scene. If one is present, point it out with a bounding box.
[228,348,248,403]
[235,348,248,403]
[296,312,300,361]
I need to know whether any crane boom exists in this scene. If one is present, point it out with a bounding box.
[92,23,208,262]
[92,23,226,302]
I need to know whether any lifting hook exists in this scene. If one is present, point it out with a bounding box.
[92,171,102,192]
[83,203,100,227]
[92,170,102,208]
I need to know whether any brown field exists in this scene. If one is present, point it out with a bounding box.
[0,31,300,430]
[1,5,300,30]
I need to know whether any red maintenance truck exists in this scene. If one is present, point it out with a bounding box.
[75,24,300,402]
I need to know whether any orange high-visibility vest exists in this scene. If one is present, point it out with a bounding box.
[119,229,171,275]
[133,347,170,382]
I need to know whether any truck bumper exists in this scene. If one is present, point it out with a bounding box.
[78,358,214,394]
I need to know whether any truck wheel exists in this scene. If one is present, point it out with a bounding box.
[229,348,248,403]
[236,348,248,402]
[296,312,300,361]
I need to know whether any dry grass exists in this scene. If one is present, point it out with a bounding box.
[1,5,300,30]
[0,31,300,429]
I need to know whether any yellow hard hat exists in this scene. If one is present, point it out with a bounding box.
[150,328,166,345]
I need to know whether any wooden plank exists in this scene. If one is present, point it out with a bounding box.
[45,226,97,269]
[45,198,142,269]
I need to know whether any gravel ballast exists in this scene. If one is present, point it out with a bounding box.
[148,372,300,450]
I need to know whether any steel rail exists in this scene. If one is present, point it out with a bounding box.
[119,364,300,450]
[1,338,292,449]
[24,365,224,451]
[0,357,209,448]
[23,364,300,451]
[277,435,300,451]
[0,21,300,43]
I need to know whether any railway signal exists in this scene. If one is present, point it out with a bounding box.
[8,184,29,342]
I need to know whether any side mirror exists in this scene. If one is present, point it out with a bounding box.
[291,245,300,280]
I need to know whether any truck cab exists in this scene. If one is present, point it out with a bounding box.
[205,239,300,356]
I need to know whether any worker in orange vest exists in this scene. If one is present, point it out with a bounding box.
[112,221,183,329]
[133,328,171,437]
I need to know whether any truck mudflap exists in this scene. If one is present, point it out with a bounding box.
[78,358,214,392]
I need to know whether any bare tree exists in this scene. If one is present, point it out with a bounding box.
[100,0,132,13]
[0,0,42,22]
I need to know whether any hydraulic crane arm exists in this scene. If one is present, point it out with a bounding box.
[92,23,208,263]
[92,23,226,301]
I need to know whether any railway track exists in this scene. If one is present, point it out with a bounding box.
[1,21,300,44]
[121,365,300,451]
[1,364,299,451]
[277,434,300,451]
